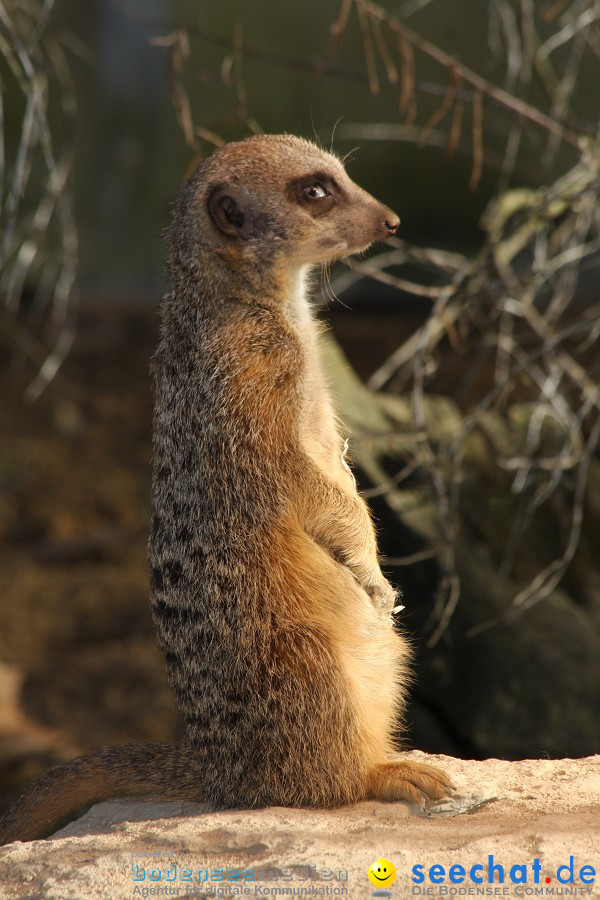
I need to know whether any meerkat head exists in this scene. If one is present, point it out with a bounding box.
[173,135,399,275]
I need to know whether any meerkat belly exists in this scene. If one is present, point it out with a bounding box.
[263,523,409,780]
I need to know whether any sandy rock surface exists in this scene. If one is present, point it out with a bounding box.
[0,753,598,900]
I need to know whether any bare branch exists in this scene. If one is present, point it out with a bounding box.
[538,0,600,59]
[371,21,398,85]
[419,63,459,147]
[355,0,585,147]
[356,0,380,95]
[469,88,484,191]
[328,0,354,56]
[0,0,79,398]
[397,32,417,121]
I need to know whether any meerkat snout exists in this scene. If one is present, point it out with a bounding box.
[384,213,400,236]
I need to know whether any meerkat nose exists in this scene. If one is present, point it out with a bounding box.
[384,213,400,236]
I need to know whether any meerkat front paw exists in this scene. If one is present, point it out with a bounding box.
[364,576,399,616]
[366,760,454,804]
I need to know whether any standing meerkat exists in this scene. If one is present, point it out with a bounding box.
[0,134,451,845]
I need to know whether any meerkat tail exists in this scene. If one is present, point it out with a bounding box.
[0,742,201,845]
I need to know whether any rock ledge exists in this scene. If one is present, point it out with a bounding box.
[0,753,598,899]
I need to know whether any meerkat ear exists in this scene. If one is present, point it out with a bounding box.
[207,185,247,237]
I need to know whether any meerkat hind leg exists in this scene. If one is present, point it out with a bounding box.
[365,759,454,804]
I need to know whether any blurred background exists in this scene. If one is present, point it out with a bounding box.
[1,0,599,814]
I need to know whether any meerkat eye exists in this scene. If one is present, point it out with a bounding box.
[303,182,329,200]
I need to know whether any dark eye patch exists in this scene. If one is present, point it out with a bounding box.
[286,172,341,216]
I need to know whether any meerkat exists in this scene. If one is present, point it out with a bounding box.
[0,134,452,845]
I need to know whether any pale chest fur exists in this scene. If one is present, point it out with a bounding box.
[285,270,356,492]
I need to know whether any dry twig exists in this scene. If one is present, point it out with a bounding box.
[0,0,79,400]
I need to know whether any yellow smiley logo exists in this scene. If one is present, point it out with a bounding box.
[368,858,397,888]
